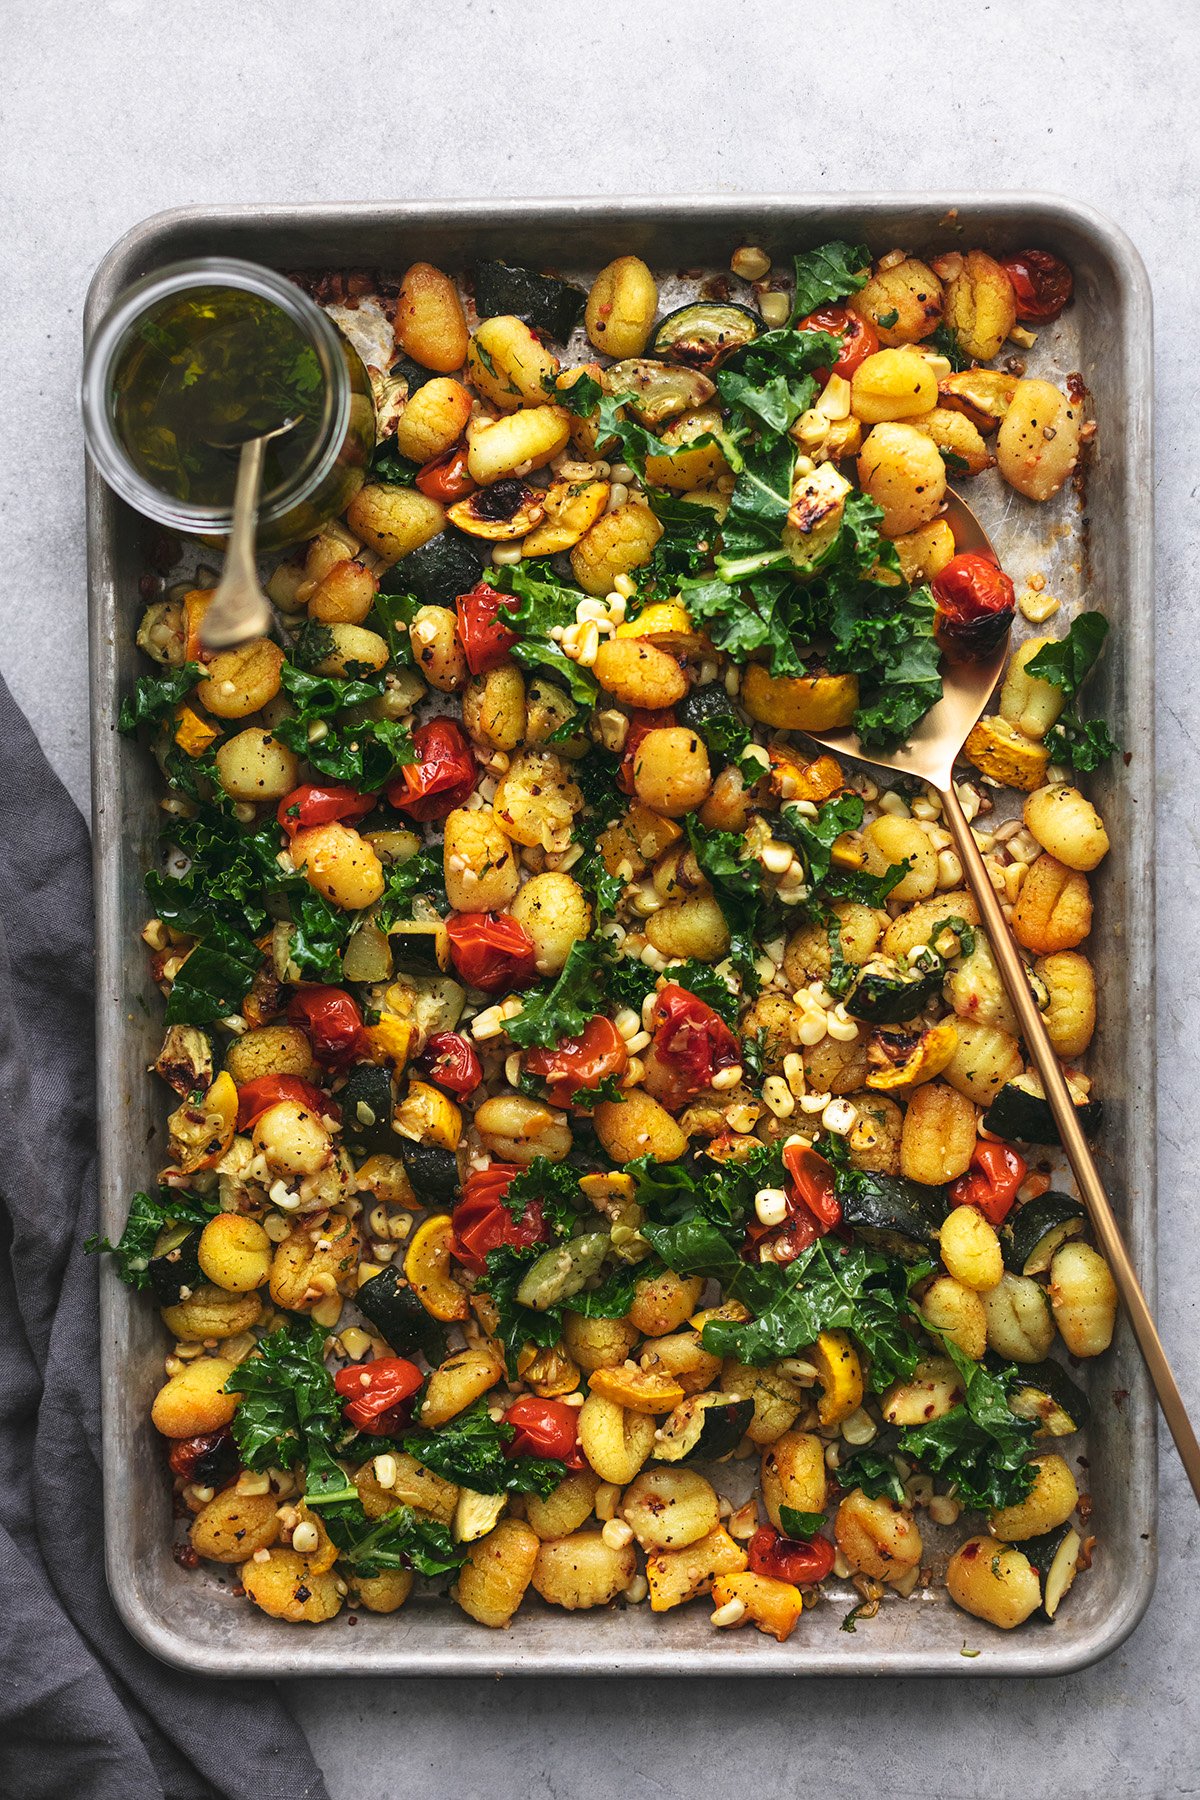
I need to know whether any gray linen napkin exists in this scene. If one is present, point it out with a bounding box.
[0,669,331,1800]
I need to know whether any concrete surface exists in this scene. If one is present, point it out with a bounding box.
[3,1,1198,1795]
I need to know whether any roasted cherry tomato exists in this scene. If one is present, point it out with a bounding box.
[287,986,366,1067]
[335,1357,424,1434]
[932,552,1016,662]
[419,1030,483,1098]
[416,442,475,502]
[524,1015,629,1108]
[453,1163,552,1275]
[235,1073,332,1132]
[648,983,741,1110]
[166,1428,238,1487]
[783,1142,842,1231]
[619,707,677,795]
[796,303,879,381]
[504,1396,580,1464]
[387,717,478,821]
[949,1139,1028,1226]
[1000,250,1074,322]
[747,1524,836,1585]
[445,910,538,994]
[455,583,520,675]
[276,782,373,838]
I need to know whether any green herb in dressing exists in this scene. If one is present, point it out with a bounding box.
[112,286,326,507]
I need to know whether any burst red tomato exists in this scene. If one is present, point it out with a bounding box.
[235,1073,332,1132]
[950,1140,1028,1225]
[418,1031,483,1098]
[445,911,538,994]
[648,984,742,1109]
[783,1142,842,1231]
[1000,250,1074,322]
[287,986,366,1067]
[747,1524,836,1585]
[503,1396,580,1463]
[524,1015,629,1108]
[334,1358,424,1434]
[387,717,478,821]
[455,584,520,674]
[416,442,475,502]
[276,782,373,838]
[453,1163,552,1275]
[796,303,879,380]
[932,552,1016,662]
[619,707,677,794]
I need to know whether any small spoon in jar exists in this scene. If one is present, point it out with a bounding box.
[199,417,298,652]
[806,489,1200,1504]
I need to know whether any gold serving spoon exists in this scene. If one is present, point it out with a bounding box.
[199,418,297,652]
[807,491,1200,1504]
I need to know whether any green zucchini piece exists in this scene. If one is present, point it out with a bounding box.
[1023,1521,1083,1620]
[1004,1358,1091,1438]
[846,959,943,1025]
[651,301,761,373]
[602,358,716,425]
[379,528,483,607]
[981,1075,1103,1145]
[148,1223,205,1307]
[653,1394,754,1464]
[474,260,586,342]
[1002,1191,1087,1275]
[356,1265,448,1364]
[387,920,450,974]
[837,1172,948,1260]
[337,1063,396,1155]
[397,1139,459,1206]
[391,354,438,395]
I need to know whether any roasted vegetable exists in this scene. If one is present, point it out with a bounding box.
[355,1264,449,1363]
[982,1076,1102,1145]
[846,957,943,1025]
[379,529,483,607]
[1022,1522,1083,1620]
[1001,1191,1087,1275]
[1004,1358,1091,1438]
[337,1063,397,1156]
[653,1393,755,1464]
[148,1223,205,1307]
[836,1172,947,1259]
[474,261,587,342]
[651,302,761,372]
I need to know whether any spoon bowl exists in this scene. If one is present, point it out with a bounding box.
[199,416,298,652]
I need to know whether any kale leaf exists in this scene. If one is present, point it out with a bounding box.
[403,1397,565,1498]
[788,241,872,325]
[487,563,599,705]
[324,1503,464,1577]
[226,1322,358,1507]
[118,664,205,736]
[506,939,607,1049]
[85,1186,219,1288]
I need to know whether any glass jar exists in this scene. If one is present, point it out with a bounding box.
[81,256,375,552]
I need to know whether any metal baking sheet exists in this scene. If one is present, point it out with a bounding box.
[86,194,1156,1677]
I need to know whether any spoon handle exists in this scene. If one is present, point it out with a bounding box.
[940,782,1200,1504]
[201,436,271,650]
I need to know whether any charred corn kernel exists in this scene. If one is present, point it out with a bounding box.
[174,704,221,756]
[595,1482,621,1521]
[373,1453,398,1488]
[731,245,771,280]
[710,1063,743,1091]
[879,791,910,818]
[602,1517,635,1550]
[928,1493,961,1525]
[760,840,794,876]
[815,373,852,419]
[339,1326,373,1360]
[799,1089,832,1114]
[710,1596,747,1628]
[725,1102,761,1135]
[782,1053,806,1098]
[470,1005,506,1041]
[363,1016,416,1069]
[840,1406,876,1446]
[821,1098,858,1135]
[759,291,790,328]
[824,1005,859,1044]
[311,1292,343,1328]
[762,1077,796,1119]
[754,1188,789,1227]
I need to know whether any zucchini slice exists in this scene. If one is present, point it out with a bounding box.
[1005,1358,1091,1437]
[387,920,451,975]
[677,684,745,761]
[601,357,716,425]
[355,1264,448,1364]
[1023,1522,1083,1620]
[1002,1191,1086,1275]
[337,1063,397,1156]
[652,1393,754,1464]
[838,1172,947,1260]
[379,528,483,607]
[981,1074,1103,1145]
[474,261,586,342]
[846,958,943,1025]
[148,1223,205,1307]
[396,1138,459,1207]
[651,301,761,373]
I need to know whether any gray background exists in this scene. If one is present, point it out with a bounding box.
[4,1,1198,1794]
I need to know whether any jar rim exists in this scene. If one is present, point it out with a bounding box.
[80,256,352,535]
